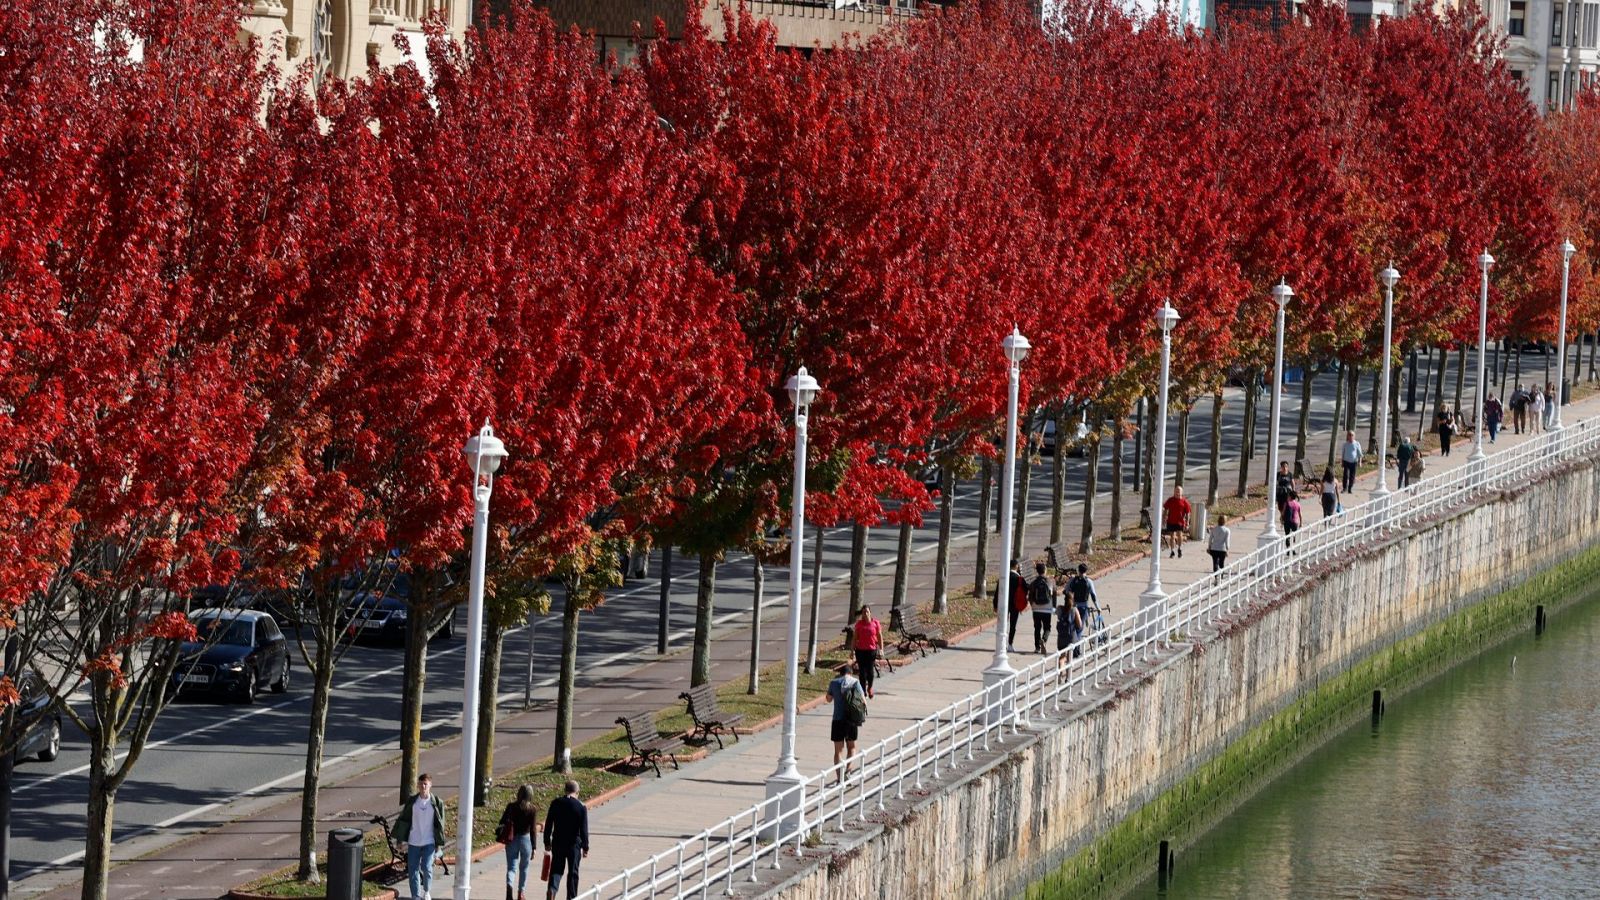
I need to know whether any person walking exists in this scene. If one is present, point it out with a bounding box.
[851,606,882,699]
[1484,393,1504,443]
[1067,563,1098,640]
[1274,460,1295,529]
[1529,388,1545,434]
[1027,562,1055,654]
[498,785,538,900]
[1510,383,1529,434]
[1282,490,1303,549]
[1396,433,1417,489]
[1437,408,1456,455]
[1339,431,1361,493]
[542,780,590,900]
[395,773,445,900]
[1546,381,1558,429]
[1206,515,1231,572]
[827,661,866,783]
[1319,467,1338,517]
[1162,485,1191,558]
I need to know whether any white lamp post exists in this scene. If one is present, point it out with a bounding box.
[1374,264,1400,498]
[1555,239,1577,432]
[1260,280,1292,549]
[1140,302,1180,634]
[1470,251,1494,463]
[983,327,1030,723]
[764,367,819,839]
[454,422,508,900]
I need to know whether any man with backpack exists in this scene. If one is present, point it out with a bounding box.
[827,662,867,785]
[1066,564,1098,646]
[1510,384,1528,434]
[1028,562,1055,654]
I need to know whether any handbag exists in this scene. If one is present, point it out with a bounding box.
[540,851,553,880]
[496,819,514,845]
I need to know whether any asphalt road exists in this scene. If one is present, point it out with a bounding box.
[11,345,1540,885]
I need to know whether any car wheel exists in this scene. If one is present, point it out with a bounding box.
[240,669,258,705]
[272,658,289,694]
[39,717,61,762]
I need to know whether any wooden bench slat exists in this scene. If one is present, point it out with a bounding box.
[615,712,682,777]
[679,685,745,750]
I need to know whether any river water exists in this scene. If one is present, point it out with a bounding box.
[1130,589,1600,899]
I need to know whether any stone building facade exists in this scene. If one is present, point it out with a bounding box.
[240,0,471,85]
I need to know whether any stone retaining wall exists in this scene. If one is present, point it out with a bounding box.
[772,456,1600,900]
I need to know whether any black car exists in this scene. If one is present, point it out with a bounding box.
[339,593,454,646]
[170,610,290,704]
[7,670,61,765]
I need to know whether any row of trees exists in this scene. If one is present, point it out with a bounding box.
[4,0,1599,896]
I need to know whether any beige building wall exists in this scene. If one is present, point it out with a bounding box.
[242,0,470,85]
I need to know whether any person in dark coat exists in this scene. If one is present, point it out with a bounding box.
[543,780,590,900]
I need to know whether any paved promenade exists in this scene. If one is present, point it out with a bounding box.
[20,378,1576,900]
[435,396,1600,899]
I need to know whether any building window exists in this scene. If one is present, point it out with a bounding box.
[1554,3,1564,42]
[311,0,335,86]
[1508,0,1526,35]
[1551,71,1562,110]
[1584,4,1598,47]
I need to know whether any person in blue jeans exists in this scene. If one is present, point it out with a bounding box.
[394,773,445,900]
[543,779,590,900]
[498,784,539,900]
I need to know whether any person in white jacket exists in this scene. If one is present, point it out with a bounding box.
[1206,515,1232,573]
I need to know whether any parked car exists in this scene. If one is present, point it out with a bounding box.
[8,670,61,764]
[170,610,290,703]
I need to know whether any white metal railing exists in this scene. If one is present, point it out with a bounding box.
[578,418,1600,900]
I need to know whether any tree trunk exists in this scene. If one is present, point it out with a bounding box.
[1454,343,1468,416]
[890,521,912,630]
[1140,397,1155,523]
[657,545,672,655]
[1049,406,1067,546]
[747,557,763,695]
[1110,425,1124,539]
[1589,330,1597,381]
[1295,366,1315,473]
[1514,341,1523,385]
[398,612,429,806]
[1574,331,1584,391]
[83,751,116,900]
[1174,406,1190,488]
[1407,349,1420,412]
[1389,368,1403,451]
[1366,367,1380,450]
[804,523,823,674]
[973,456,993,599]
[1132,399,1144,494]
[1207,389,1223,507]
[1490,339,1498,386]
[1499,340,1512,389]
[1436,345,1450,419]
[1236,380,1256,498]
[1345,363,1361,434]
[1417,349,1435,439]
[474,624,503,807]
[848,523,868,624]
[296,635,336,882]
[691,552,716,687]
[933,464,953,614]
[1011,436,1032,561]
[1543,340,1552,387]
[1327,361,1345,470]
[553,592,580,773]
[1078,427,1100,556]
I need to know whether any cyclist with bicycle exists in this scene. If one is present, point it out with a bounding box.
[1066,564,1099,647]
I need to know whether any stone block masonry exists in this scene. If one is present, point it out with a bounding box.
[771,456,1600,900]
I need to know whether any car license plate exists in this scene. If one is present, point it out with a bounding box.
[181,674,210,684]
[362,619,385,629]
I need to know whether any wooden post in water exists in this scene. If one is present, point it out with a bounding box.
[1158,840,1172,889]
[1536,605,1547,635]
[1372,689,1385,722]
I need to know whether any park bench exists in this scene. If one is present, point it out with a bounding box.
[678,684,745,750]
[895,608,945,658]
[614,712,683,778]
[1045,542,1070,574]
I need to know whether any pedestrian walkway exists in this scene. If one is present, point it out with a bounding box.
[434,396,1600,900]
[16,380,1559,900]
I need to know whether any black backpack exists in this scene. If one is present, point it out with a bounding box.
[1028,577,1053,607]
[1068,575,1091,605]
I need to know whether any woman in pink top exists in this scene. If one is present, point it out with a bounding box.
[852,607,883,699]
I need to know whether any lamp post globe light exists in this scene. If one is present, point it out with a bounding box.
[1374,264,1400,498]
[763,367,820,839]
[455,421,508,900]
[1470,251,1494,464]
[983,327,1031,725]
[1260,280,1293,549]
[1140,302,1180,637]
[1555,239,1577,432]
